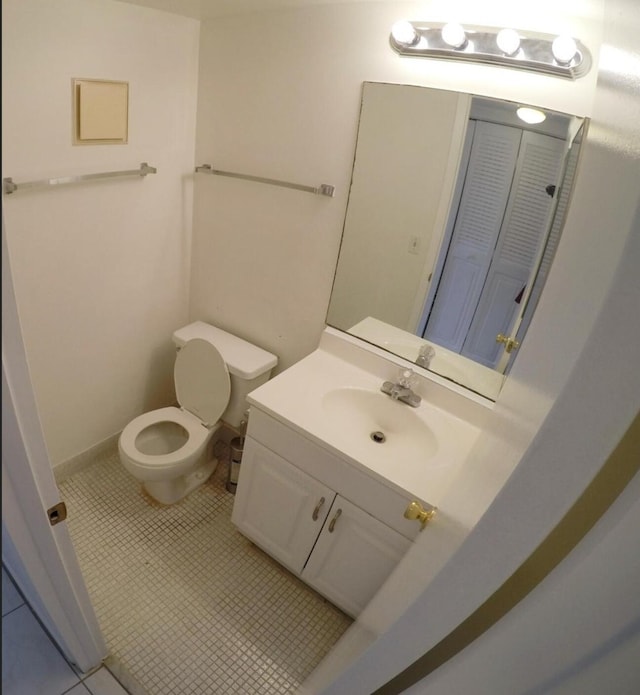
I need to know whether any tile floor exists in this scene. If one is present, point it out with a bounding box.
[2,566,130,695]
[56,445,352,694]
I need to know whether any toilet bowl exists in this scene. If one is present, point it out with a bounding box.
[119,322,277,505]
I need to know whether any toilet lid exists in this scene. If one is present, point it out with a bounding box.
[174,338,230,427]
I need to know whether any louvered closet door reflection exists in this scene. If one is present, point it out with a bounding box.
[461,131,566,367]
[511,132,581,356]
[423,121,521,352]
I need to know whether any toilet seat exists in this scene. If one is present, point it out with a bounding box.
[120,339,230,473]
[119,406,213,472]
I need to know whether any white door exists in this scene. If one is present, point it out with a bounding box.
[231,437,335,574]
[508,125,583,372]
[423,123,566,368]
[302,495,412,617]
[423,122,522,351]
[462,131,567,366]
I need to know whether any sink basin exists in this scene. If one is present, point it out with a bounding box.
[245,330,485,503]
[321,387,439,464]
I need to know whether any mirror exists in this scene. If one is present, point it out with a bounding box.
[327,82,586,399]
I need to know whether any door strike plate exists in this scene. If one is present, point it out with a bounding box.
[47,501,67,526]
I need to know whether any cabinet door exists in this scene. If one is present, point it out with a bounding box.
[231,437,335,574]
[302,495,411,617]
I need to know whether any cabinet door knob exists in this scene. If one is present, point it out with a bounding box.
[312,496,326,521]
[328,508,342,533]
[404,500,436,530]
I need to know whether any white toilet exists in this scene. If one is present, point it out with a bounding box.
[118,321,277,505]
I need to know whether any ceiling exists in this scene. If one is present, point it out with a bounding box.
[114,0,395,20]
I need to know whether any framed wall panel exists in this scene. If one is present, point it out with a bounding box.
[73,78,128,145]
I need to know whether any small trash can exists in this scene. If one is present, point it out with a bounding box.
[226,436,244,494]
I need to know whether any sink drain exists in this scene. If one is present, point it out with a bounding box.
[370,431,386,444]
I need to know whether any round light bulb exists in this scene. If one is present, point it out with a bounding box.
[391,20,419,47]
[496,28,521,56]
[441,23,467,49]
[552,35,577,64]
[516,107,547,124]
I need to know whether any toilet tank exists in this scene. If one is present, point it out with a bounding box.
[172,321,278,428]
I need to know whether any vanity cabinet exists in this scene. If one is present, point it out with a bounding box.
[232,409,417,617]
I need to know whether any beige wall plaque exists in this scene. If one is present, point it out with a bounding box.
[73,78,128,145]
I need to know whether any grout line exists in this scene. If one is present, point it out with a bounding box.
[59,682,86,695]
[2,603,26,618]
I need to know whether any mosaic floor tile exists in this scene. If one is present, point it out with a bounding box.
[59,447,351,694]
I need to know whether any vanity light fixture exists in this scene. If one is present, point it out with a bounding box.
[516,106,547,124]
[389,21,591,79]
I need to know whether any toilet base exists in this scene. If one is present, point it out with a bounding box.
[143,458,219,505]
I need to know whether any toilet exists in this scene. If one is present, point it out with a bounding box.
[119,321,277,505]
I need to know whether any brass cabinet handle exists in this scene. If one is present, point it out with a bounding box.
[328,508,342,533]
[404,500,436,531]
[496,333,520,353]
[312,496,325,521]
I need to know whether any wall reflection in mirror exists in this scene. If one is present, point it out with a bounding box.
[327,82,586,400]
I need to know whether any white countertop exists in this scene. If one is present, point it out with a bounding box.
[246,335,481,506]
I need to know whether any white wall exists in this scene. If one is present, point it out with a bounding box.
[1,0,200,465]
[1,0,603,465]
[190,0,602,373]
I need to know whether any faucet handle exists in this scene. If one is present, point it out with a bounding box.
[419,344,436,359]
[416,344,436,368]
[397,367,418,389]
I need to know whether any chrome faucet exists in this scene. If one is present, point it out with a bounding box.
[381,368,422,407]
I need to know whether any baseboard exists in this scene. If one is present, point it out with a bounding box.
[53,433,120,484]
